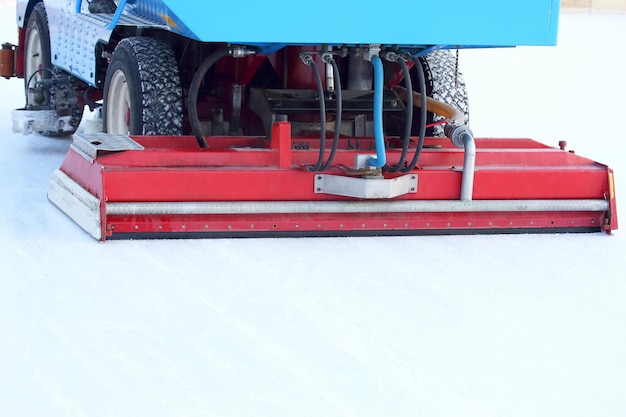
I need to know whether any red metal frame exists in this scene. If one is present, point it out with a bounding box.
[15,27,25,78]
[54,122,618,240]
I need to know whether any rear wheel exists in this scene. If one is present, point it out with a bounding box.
[23,6,46,93]
[103,37,183,135]
[417,50,470,137]
[24,3,83,136]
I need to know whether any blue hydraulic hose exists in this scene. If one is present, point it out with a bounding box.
[368,55,386,168]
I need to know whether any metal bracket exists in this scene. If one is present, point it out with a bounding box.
[72,133,144,161]
[314,174,418,199]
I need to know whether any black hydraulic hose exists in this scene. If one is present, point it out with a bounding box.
[400,56,427,173]
[26,67,54,89]
[318,57,342,171]
[304,56,327,171]
[188,47,232,148]
[386,57,413,172]
[83,86,100,110]
[25,67,55,107]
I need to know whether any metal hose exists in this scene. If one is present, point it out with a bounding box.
[460,131,476,201]
[445,123,476,201]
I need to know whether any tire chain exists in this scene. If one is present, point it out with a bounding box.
[420,50,470,137]
[123,38,183,135]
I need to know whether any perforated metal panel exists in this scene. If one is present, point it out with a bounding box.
[72,133,144,160]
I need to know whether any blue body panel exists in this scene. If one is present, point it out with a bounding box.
[16,0,559,85]
[161,0,560,47]
[19,0,560,46]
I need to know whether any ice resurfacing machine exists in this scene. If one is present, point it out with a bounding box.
[1,0,618,240]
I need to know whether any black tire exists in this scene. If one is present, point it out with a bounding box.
[103,37,183,135]
[24,3,83,136]
[415,50,470,137]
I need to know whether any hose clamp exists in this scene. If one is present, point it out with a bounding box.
[230,46,257,58]
[300,53,314,66]
[444,124,473,148]
[364,44,381,62]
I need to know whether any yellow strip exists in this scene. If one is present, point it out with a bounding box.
[158,13,178,29]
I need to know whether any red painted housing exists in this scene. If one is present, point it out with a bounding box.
[52,123,618,240]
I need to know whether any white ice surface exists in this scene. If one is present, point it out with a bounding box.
[1,7,626,417]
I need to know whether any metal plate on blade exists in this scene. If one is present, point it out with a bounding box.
[314,174,418,199]
[48,170,102,240]
[72,133,144,160]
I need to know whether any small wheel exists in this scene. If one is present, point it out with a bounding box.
[24,3,83,136]
[417,50,470,137]
[103,37,183,135]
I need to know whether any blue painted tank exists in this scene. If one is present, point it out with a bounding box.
[14,0,560,85]
[132,0,560,48]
